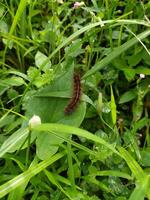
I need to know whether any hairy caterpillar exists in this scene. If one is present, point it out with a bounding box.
[64,73,81,114]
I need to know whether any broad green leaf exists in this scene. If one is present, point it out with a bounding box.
[65,39,83,57]
[119,89,137,104]
[132,117,149,133]
[0,114,15,129]
[142,50,150,65]
[123,68,135,81]
[0,77,26,96]
[3,77,25,86]
[25,64,86,159]
[0,20,8,33]
[35,51,51,71]
[128,51,143,67]
[25,65,86,126]
[132,99,143,122]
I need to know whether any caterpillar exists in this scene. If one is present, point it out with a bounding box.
[64,73,81,114]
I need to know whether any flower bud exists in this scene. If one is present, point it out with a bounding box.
[140,74,145,79]
[29,115,41,129]
[97,92,103,114]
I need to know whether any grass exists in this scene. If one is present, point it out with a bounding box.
[0,0,150,199]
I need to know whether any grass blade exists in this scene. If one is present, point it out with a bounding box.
[83,29,150,79]
[0,152,65,198]
[33,123,120,156]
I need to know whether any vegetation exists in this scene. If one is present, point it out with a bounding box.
[0,0,150,199]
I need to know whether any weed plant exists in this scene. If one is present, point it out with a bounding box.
[0,0,150,199]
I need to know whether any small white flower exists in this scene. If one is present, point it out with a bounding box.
[57,0,63,3]
[140,74,145,79]
[29,115,41,129]
[73,1,85,9]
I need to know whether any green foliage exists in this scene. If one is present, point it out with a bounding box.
[0,0,150,199]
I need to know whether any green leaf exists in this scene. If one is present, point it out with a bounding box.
[135,66,150,75]
[0,20,8,33]
[65,39,83,57]
[25,64,86,159]
[123,68,135,81]
[133,117,149,133]
[119,89,137,104]
[35,51,51,71]
[0,77,26,95]
[128,51,143,67]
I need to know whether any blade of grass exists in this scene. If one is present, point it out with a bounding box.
[83,29,150,79]
[44,170,72,200]
[110,85,117,126]
[129,177,150,200]
[0,152,65,198]
[67,142,76,191]
[119,147,150,199]
[33,123,120,156]
[118,147,146,181]
[8,0,28,36]
[3,0,28,67]
[0,127,29,158]
[87,170,133,180]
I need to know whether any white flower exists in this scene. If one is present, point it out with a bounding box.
[29,115,41,129]
[140,74,145,79]
[73,1,85,9]
[57,0,63,3]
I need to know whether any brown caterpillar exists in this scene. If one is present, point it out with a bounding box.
[64,73,81,114]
